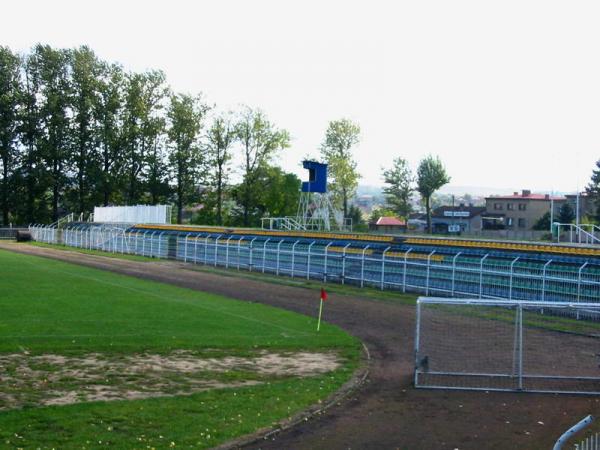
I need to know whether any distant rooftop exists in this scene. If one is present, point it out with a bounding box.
[375,216,406,226]
[486,189,565,201]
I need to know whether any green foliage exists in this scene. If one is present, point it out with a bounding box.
[206,113,236,225]
[236,107,290,226]
[347,204,367,231]
[417,155,451,233]
[320,119,361,217]
[0,46,21,226]
[382,157,413,220]
[533,211,551,230]
[586,159,600,222]
[167,93,210,223]
[232,165,300,227]
[557,202,575,224]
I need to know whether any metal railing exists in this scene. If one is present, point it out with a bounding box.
[29,224,600,305]
[556,223,600,245]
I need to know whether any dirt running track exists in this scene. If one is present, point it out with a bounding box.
[2,242,600,450]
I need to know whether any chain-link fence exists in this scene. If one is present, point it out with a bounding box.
[415,298,600,395]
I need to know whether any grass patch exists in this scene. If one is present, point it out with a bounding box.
[0,249,361,448]
[28,241,154,262]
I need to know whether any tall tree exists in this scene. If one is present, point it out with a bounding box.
[20,50,44,223]
[95,62,125,206]
[206,113,236,225]
[319,119,361,218]
[36,45,72,221]
[69,46,101,214]
[167,93,209,223]
[122,70,168,204]
[417,155,451,233]
[382,157,413,220]
[0,46,22,225]
[586,159,600,223]
[236,107,289,226]
[558,202,575,224]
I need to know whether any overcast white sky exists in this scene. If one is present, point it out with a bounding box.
[2,0,600,194]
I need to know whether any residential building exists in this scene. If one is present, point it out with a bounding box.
[430,205,486,234]
[483,190,566,231]
[369,216,407,233]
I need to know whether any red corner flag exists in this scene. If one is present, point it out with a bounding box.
[317,287,327,331]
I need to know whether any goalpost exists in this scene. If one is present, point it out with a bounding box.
[414,297,600,395]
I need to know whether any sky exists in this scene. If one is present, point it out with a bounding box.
[2,0,600,194]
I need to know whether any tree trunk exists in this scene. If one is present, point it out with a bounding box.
[425,196,432,234]
[1,154,8,226]
[216,164,223,225]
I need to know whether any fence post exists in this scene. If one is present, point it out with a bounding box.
[425,251,436,295]
[479,254,489,299]
[341,243,351,284]
[323,242,333,282]
[276,240,283,275]
[577,262,588,317]
[360,245,370,288]
[225,236,234,268]
[509,257,520,300]
[262,238,270,273]
[403,249,412,293]
[414,298,422,387]
[451,252,462,297]
[518,304,523,390]
[204,236,210,264]
[237,237,244,270]
[307,241,315,280]
[291,240,299,278]
[214,235,222,267]
[194,235,199,264]
[249,237,257,271]
[541,260,552,302]
[184,233,190,262]
[157,232,165,258]
[380,247,391,290]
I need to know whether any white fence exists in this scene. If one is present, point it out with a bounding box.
[93,205,172,224]
[29,225,600,306]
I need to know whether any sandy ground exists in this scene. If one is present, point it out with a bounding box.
[2,242,600,450]
[0,350,341,410]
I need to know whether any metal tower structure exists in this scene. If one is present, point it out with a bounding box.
[261,160,350,232]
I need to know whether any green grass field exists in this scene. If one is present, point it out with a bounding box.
[0,249,361,448]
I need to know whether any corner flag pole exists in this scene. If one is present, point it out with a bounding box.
[317,287,327,331]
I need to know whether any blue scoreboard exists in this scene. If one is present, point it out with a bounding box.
[301,160,328,193]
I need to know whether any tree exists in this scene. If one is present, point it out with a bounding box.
[533,212,551,231]
[236,107,289,226]
[417,155,451,233]
[69,46,102,214]
[122,70,169,204]
[35,45,72,221]
[206,113,236,225]
[19,50,44,223]
[0,46,21,225]
[382,157,413,220]
[586,159,600,223]
[557,202,575,224]
[347,204,367,232]
[253,166,301,220]
[319,119,361,218]
[95,62,125,206]
[167,93,209,223]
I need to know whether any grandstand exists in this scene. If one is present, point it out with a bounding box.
[30,222,600,304]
